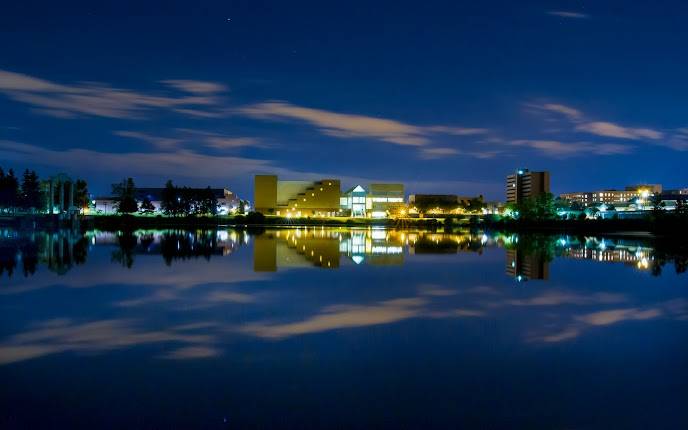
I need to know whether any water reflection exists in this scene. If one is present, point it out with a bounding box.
[1,228,687,428]
[1,228,687,279]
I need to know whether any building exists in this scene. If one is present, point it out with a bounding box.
[340,183,405,218]
[254,175,341,217]
[407,194,481,215]
[506,169,550,204]
[560,184,662,207]
[94,187,240,214]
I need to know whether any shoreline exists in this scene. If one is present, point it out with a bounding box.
[1,213,685,237]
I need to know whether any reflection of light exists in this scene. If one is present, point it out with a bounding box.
[481,234,488,244]
[351,255,364,264]
[371,246,402,254]
[371,229,387,240]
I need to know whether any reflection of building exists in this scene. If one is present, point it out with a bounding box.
[254,175,341,217]
[338,229,405,265]
[254,230,341,271]
[505,249,549,281]
[561,246,653,270]
[560,184,662,207]
[340,183,405,218]
[506,169,550,204]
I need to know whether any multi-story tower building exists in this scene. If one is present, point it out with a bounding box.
[506,169,550,204]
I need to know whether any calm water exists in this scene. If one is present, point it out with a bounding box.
[1,228,687,429]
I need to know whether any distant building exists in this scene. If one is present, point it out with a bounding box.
[560,184,662,207]
[407,194,482,215]
[506,169,550,204]
[340,183,405,218]
[254,175,341,217]
[94,187,240,214]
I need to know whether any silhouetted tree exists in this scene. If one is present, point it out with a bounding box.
[161,180,182,216]
[113,178,138,214]
[20,169,42,211]
[75,179,89,211]
[0,168,20,212]
[139,197,156,214]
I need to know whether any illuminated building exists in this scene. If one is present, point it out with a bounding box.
[340,183,405,218]
[254,175,341,217]
[506,169,550,204]
[94,187,240,215]
[407,194,481,215]
[560,184,662,207]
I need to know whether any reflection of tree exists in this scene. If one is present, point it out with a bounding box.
[19,240,39,276]
[160,231,220,266]
[111,232,137,268]
[504,233,556,263]
[1,231,90,278]
[649,236,688,276]
[0,241,17,277]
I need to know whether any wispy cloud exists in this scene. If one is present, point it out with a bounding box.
[0,69,226,119]
[524,101,688,154]
[0,140,275,182]
[114,129,265,151]
[575,121,664,140]
[547,11,590,19]
[419,147,459,159]
[510,139,632,157]
[238,101,489,151]
[159,79,227,95]
[114,130,184,150]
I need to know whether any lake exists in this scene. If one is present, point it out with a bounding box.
[1,227,687,429]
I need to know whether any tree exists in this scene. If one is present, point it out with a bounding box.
[139,197,156,214]
[197,187,218,216]
[161,180,180,216]
[516,193,557,221]
[112,178,138,214]
[0,168,20,213]
[75,179,89,212]
[464,197,485,213]
[20,169,41,211]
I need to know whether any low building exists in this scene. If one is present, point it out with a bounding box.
[340,183,405,218]
[407,194,481,215]
[560,184,662,207]
[254,175,340,217]
[94,187,241,214]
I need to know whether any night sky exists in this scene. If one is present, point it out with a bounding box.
[1,0,687,200]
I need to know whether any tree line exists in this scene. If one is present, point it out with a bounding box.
[112,178,223,216]
[0,166,88,213]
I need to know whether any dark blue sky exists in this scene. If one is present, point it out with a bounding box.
[1,0,687,199]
